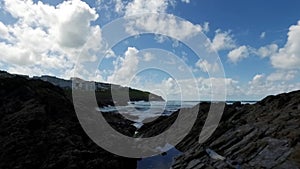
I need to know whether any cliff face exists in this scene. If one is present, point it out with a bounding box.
[139,91,300,169]
[0,71,137,169]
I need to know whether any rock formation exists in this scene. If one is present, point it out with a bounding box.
[0,71,137,169]
[140,91,300,168]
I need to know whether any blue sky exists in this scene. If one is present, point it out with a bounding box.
[0,0,299,101]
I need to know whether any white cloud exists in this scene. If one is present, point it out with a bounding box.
[118,0,202,41]
[271,20,300,69]
[130,76,233,101]
[260,32,266,39]
[194,77,241,100]
[249,74,265,86]
[131,76,182,100]
[178,65,185,72]
[165,57,176,65]
[7,66,48,77]
[100,0,203,45]
[195,59,219,73]
[266,70,297,81]
[203,22,209,33]
[247,73,300,99]
[105,49,116,58]
[125,0,169,16]
[114,0,125,14]
[154,34,167,43]
[0,21,9,39]
[209,29,236,52]
[125,14,202,40]
[227,45,249,63]
[107,47,139,85]
[143,52,155,62]
[129,70,299,101]
[181,0,191,3]
[0,0,102,77]
[256,44,278,58]
[54,0,99,48]
[95,0,127,17]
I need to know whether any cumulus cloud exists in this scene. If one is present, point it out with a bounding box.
[54,0,99,48]
[104,49,116,58]
[249,74,265,86]
[181,0,191,3]
[209,29,236,52]
[114,0,126,14]
[256,44,278,58]
[130,76,235,101]
[125,14,202,40]
[7,66,48,77]
[227,45,249,63]
[266,70,297,81]
[247,73,300,99]
[116,0,203,41]
[203,22,210,33]
[107,47,139,85]
[0,0,102,77]
[0,21,9,39]
[143,52,155,62]
[195,59,219,73]
[125,0,169,16]
[270,20,300,69]
[96,0,172,18]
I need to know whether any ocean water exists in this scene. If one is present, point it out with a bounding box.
[98,100,257,129]
[97,101,256,124]
[98,101,199,128]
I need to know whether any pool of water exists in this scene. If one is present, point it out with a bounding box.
[137,147,182,169]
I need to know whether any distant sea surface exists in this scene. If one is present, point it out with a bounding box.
[98,100,256,118]
[97,100,256,128]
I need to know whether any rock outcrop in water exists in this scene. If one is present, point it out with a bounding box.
[140,91,300,168]
[0,71,137,169]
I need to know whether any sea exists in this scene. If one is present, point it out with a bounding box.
[98,100,256,128]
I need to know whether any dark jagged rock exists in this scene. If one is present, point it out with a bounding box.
[174,91,300,169]
[139,91,300,169]
[0,71,137,169]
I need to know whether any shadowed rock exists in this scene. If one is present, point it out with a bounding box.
[139,90,300,169]
[0,71,137,169]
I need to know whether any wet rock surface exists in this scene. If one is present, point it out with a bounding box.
[0,71,137,169]
[140,91,300,168]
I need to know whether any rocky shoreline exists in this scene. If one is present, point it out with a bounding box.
[139,92,300,168]
[1,71,300,169]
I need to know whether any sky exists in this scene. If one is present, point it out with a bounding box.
[0,0,300,101]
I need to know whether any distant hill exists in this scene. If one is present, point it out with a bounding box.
[0,71,164,107]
